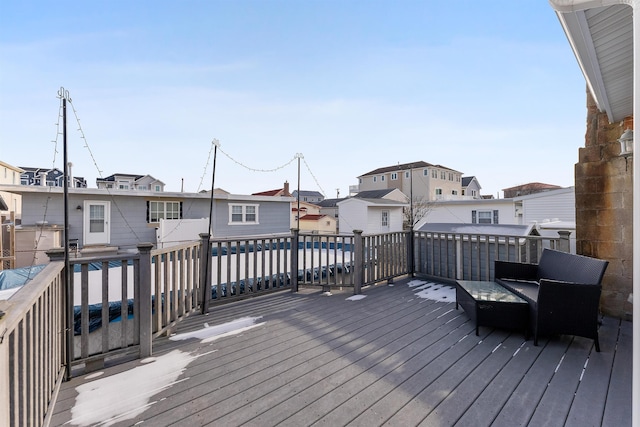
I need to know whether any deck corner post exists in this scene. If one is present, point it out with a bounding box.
[557,230,572,253]
[291,229,299,293]
[199,233,211,314]
[407,230,415,277]
[353,230,364,294]
[137,242,154,358]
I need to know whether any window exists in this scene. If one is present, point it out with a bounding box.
[448,173,453,181]
[440,171,446,179]
[381,175,385,182]
[138,185,148,191]
[472,210,499,224]
[432,169,437,178]
[452,190,458,195]
[423,169,428,176]
[381,210,389,227]
[435,188,443,197]
[229,204,259,224]
[391,173,398,180]
[373,176,377,183]
[118,180,130,190]
[148,201,182,223]
[405,171,410,178]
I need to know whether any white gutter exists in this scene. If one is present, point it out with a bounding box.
[549,1,639,426]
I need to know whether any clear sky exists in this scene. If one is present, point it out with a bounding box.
[0,1,587,198]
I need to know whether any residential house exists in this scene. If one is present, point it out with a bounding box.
[337,189,409,235]
[96,173,165,192]
[20,166,87,188]
[356,161,464,202]
[291,189,324,204]
[1,161,23,218]
[413,187,577,250]
[291,200,337,233]
[461,176,483,199]
[0,184,293,266]
[502,182,562,198]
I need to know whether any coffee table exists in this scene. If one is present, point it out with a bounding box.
[455,280,529,338]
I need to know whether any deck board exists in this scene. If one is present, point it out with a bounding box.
[50,278,633,427]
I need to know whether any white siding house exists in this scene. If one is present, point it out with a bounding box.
[337,198,407,235]
[0,185,293,257]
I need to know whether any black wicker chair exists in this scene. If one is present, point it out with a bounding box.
[495,249,608,351]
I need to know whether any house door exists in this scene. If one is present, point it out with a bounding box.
[83,201,110,245]
[381,210,390,233]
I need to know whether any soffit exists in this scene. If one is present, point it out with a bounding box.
[555,3,633,122]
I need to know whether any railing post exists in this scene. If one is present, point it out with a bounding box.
[291,229,299,292]
[353,230,364,294]
[557,230,572,253]
[137,243,153,358]
[199,233,211,314]
[46,247,73,381]
[407,230,415,277]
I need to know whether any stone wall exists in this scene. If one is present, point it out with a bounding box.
[575,90,633,320]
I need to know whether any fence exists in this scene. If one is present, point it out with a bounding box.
[413,230,570,282]
[0,262,66,427]
[0,228,571,426]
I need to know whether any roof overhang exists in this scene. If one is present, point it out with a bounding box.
[550,0,634,122]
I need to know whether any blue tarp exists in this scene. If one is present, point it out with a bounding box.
[0,264,46,290]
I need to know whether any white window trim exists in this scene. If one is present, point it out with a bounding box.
[148,200,181,223]
[228,203,259,225]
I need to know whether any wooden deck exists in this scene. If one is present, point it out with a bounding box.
[50,278,632,427]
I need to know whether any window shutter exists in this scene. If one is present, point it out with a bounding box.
[146,201,150,222]
[493,210,499,224]
[180,202,183,219]
[471,210,477,224]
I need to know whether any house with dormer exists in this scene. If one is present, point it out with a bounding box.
[96,173,165,192]
[20,166,87,188]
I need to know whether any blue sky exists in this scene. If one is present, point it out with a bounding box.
[0,1,586,198]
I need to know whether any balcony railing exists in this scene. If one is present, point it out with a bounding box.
[0,228,570,426]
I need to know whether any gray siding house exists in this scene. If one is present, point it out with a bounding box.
[1,185,293,253]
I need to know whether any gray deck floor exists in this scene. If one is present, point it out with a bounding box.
[51,278,632,427]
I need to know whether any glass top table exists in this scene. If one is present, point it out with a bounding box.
[456,280,527,304]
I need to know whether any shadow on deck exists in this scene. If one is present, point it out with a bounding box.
[50,277,632,427]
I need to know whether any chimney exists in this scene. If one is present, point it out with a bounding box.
[40,171,47,186]
[284,181,290,196]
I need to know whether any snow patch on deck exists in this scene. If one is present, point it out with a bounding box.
[70,349,193,426]
[169,316,265,343]
[70,316,265,426]
[407,280,455,302]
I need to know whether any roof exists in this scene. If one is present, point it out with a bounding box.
[0,194,8,211]
[502,182,562,192]
[0,184,294,203]
[338,197,408,207]
[354,189,395,199]
[461,176,479,187]
[293,190,324,198]
[316,198,345,208]
[418,222,539,237]
[96,173,144,182]
[359,161,460,178]
[299,214,329,221]
[550,1,633,122]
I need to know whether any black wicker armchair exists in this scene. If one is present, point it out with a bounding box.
[495,249,608,351]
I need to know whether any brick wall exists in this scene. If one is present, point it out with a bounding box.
[576,90,633,319]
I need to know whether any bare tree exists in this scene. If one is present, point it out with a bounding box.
[403,196,433,230]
